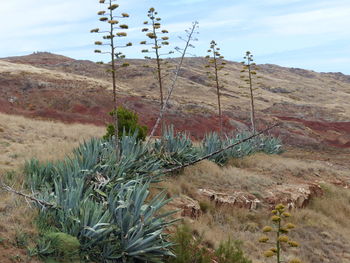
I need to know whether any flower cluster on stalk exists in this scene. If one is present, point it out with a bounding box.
[259,204,302,263]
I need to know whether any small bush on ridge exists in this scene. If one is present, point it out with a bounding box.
[104,106,148,141]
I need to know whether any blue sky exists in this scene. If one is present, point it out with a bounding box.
[1,0,349,74]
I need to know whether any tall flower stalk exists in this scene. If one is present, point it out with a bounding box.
[91,0,131,154]
[205,40,226,137]
[141,7,172,131]
[147,21,199,142]
[240,51,259,134]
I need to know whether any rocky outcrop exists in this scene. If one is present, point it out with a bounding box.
[265,183,323,208]
[197,183,323,210]
[197,189,261,210]
[169,195,202,219]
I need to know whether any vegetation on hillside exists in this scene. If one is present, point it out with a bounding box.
[0,0,284,260]
[104,106,148,141]
[240,51,260,134]
[205,40,227,137]
[22,126,282,262]
[91,0,132,152]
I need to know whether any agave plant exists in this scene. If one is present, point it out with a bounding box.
[24,159,57,191]
[258,135,283,154]
[154,125,199,166]
[98,180,176,262]
[101,131,163,182]
[201,132,227,165]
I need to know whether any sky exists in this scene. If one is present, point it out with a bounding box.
[0,0,349,74]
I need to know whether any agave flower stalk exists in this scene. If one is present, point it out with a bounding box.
[258,204,302,263]
[91,0,131,154]
[147,21,199,142]
[206,40,226,137]
[141,7,173,131]
[240,51,260,135]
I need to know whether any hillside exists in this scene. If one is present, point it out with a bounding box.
[1,52,350,149]
[1,53,349,262]
[0,114,350,263]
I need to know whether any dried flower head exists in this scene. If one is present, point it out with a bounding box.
[285,223,295,229]
[282,212,291,218]
[271,215,281,222]
[90,28,100,33]
[108,20,119,24]
[275,204,285,211]
[288,241,300,247]
[259,236,269,243]
[278,235,289,243]
[108,4,119,10]
[263,226,273,233]
[264,250,275,257]
[119,24,128,29]
[280,228,289,234]
[116,32,127,37]
[146,32,156,39]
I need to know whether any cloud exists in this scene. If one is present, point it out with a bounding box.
[0,0,349,73]
[263,6,350,36]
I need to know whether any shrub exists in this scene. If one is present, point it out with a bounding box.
[45,232,80,260]
[104,106,148,141]
[29,232,80,261]
[215,239,252,263]
[167,224,211,263]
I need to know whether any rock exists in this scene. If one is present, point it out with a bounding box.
[170,195,202,219]
[265,183,323,209]
[197,189,261,210]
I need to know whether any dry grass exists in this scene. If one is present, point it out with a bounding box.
[1,112,350,262]
[159,150,350,263]
[0,113,104,263]
[0,112,104,173]
[174,184,350,263]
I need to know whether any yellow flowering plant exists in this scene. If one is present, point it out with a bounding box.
[258,204,302,263]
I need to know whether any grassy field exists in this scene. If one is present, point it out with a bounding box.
[0,113,349,262]
[0,113,104,263]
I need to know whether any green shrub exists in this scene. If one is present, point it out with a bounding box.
[45,232,80,260]
[167,224,211,263]
[215,239,252,263]
[29,232,80,261]
[104,106,148,141]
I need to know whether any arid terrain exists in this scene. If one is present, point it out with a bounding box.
[1,52,350,148]
[0,52,350,263]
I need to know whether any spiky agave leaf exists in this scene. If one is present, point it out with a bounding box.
[102,179,175,262]
[154,125,199,166]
